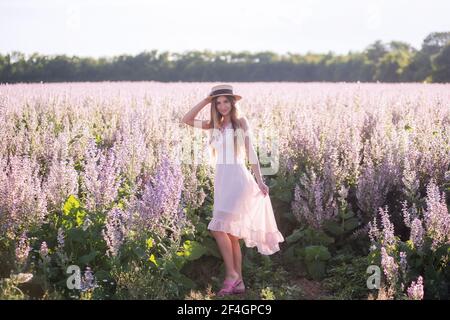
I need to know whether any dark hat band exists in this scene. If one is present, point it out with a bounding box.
[211,88,234,96]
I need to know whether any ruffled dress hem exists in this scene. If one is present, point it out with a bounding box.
[208,217,284,255]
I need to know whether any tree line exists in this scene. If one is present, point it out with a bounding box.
[0,32,449,83]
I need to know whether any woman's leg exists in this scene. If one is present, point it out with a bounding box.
[227,233,243,280]
[210,230,239,281]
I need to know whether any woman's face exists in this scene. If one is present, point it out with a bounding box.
[215,95,232,116]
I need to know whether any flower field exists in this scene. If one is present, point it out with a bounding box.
[0,82,449,300]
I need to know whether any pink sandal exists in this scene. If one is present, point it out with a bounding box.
[217,278,241,297]
[233,280,245,294]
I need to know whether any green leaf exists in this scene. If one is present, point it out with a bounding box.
[201,238,221,259]
[294,246,305,259]
[75,209,87,227]
[433,244,450,263]
[274,191,292,203]
[286,228,304,244]
[175,273,197,289]
[304,228,335,245]
[404,124,413,132]
[95,134,102,144]
[405,240,414,251]
[323,220,344,236]
[306,260,327,280]
[63,194,80,216]
[343,217,360,232]
[282,245,297,264]
[66,228,86,243]
[149,254,158,266]
[339,209,355,220]
[132,246,146,258]
[166,258,185,274]
[79,251,98,264]
[62,194,86,227]
[180,240,207,261]
[304,245,331,262]
[282,211,297,223]
[94,270,111,282]
[146,238,154,250]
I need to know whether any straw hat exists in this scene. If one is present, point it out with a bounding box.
[209,84,242,101]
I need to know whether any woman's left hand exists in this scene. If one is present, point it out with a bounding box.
[258,181,269,197]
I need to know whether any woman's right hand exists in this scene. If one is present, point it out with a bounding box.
[204,95,213,104]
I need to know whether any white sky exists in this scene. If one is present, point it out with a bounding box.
[1,0,449,57]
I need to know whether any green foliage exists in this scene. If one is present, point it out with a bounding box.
[260,287,276,300]
[0,273,34,300]
[61,194,87,229]
[177,240,208,261]
[286,227,335,247]
[283,193,364,281]
[322,207,361,246]
[283,225,335,279]
[303,245,331,280]
[269,173,296,204]
[323,254,370,299]
[1,32,449,83]
[239,248,306,300]
[400,241,450,299]
[4,188,218,299]
[368,202,450,300]
[431,42,450,82]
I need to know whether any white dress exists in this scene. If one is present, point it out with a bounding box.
[207,122,284,255]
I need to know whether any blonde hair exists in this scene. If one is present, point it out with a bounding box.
[208,95,246,166]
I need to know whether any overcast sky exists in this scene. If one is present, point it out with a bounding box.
[1,0,449,57]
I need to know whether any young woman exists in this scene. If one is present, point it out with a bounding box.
[181,84,284,297]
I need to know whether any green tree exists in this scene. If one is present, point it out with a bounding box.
[431,42,450,82]
[375,41,416,82]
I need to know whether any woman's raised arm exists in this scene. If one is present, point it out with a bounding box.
[180,96,213,130]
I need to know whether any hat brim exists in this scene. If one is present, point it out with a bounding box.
[210,93,242,101]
